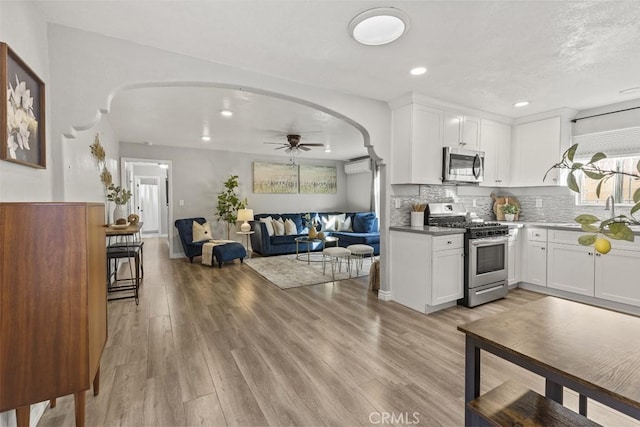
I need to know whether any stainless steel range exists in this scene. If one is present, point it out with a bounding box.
[426,203,509,307]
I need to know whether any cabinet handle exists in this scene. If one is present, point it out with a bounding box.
[447,241,452,244]
[541,247,546,250]
[535,233,540,237]
[496,180,502,183]
[595,253,601,257]
[588,252,593,256]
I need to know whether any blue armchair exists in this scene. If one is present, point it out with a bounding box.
[174,217,207,262]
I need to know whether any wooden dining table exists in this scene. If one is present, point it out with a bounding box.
[458,296,640,425]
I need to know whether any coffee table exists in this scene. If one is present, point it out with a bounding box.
[295,236,339,264]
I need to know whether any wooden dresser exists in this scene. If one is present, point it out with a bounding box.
[0,202,107,427]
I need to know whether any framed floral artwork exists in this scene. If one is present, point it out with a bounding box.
[1,43,46,168]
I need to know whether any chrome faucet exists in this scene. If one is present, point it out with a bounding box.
[604,195,615,218]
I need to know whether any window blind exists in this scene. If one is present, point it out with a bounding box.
[573,126,640,159]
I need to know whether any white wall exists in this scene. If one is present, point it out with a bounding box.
[347,171,373,212]
[0,1,53,202]
[120,142,351,258]
[63,115,119,219]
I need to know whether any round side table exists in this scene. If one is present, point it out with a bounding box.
[236,231,255,258]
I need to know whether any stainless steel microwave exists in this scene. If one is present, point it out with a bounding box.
[442,147,484,184]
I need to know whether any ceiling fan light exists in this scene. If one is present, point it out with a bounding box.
[349,8,409,46]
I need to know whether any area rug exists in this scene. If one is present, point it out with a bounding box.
[244,253,372,289]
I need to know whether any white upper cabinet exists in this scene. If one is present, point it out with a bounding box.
[391,103,443,184]
[443,111,480,150]
[480,119,511,187]
[509,110,574,187]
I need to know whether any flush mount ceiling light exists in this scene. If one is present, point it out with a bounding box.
[410,66,427,76]
[620,87,640,95]
[220,110,233,117]
[514,101,530,107]
[349,7,409,46]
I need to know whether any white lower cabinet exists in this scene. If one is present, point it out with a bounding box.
[594,249,640,306]
[546,229,640,307]
[432,246,464,305]
[547,243,595,296]
[390,231,464,313]
[507,228,520,286]
[522,228,547,286]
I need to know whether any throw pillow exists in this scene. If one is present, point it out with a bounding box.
[338,216,353,232]
[321,214,342,232]
[284,218,298,235]
[192,221,213,242]
[272,217,285,236]
[353,212,378,233]
[259,216,275,236]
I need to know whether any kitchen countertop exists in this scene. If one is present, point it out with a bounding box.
[390,226,466,236]
[498,221,640,235]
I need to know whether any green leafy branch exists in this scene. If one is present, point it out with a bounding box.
[546,143,640,249]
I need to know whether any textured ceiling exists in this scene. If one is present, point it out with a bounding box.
[34,0,640,159]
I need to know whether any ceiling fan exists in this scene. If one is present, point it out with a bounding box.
[264,134,324,152]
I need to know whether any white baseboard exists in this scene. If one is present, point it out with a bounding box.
[378,290,392,301]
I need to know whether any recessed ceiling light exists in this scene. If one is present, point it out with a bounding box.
[620,87,640,95]
[325,148,332,153]
[514,101,530,107]
[201,135,211,142]
[349,7,409,46]
[410,66,427,76]
[220,110,233,117]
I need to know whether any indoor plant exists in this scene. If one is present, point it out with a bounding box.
[106,184,132,222]
[500,203,519,221]
[216,175,247,239]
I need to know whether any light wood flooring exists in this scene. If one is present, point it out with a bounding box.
[38,238,639,426]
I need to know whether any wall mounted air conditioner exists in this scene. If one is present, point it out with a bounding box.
[344,158,372,175]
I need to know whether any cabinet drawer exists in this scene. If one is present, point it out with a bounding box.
[527,228,547,242]
[548,229,581,244]
[433,234,463,251]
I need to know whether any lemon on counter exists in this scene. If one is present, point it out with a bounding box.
[594,238,612,254]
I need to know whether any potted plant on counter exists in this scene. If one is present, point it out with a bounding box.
[500,203,519,222]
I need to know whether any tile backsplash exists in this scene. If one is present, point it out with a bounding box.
[390,184,634,227]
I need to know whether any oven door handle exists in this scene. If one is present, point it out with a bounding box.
[470,236,509,246]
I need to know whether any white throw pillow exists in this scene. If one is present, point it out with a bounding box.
[321,214,344,232]
[259,216,275,236]
[338,216,353,232]
[284,218,298,235]
[192,221,213,242]
[273,217,285,236]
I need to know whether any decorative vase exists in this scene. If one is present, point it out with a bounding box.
[308,221,318,239]
[410,211,424,227]
[504,213,515,222]
[113,204,128,223]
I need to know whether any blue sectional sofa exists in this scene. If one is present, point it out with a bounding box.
[250,212,380,257]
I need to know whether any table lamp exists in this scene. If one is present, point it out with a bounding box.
[237,208,254,232]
